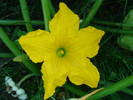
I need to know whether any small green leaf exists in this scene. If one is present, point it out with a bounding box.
[13,54,29,62]
[117,10,133,51]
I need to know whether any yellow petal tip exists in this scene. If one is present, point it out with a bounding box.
[59,2,67,7]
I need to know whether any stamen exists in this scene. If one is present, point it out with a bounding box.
[56,48,66,57]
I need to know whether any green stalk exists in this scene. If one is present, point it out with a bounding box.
[1,19,133,28]
[100,80,133,96]
[48,0,55,16]
[41,0,51,31]
[0,28,21,56]
[93,19,133,27]
[87,75,133,100]
[0,53,14,58]
[122,88,133,96]
[94,25,133,35]
[19,0,33,32]
[81,0,103,28]
[0,28,41,75]
[17,73,35,87]
[0,20,44,25]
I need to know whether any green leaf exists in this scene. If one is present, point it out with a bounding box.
[118,10,133,51]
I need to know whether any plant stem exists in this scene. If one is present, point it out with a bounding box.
[41,0,51,31]
[0,53,14,58]
[1,19,133,29]
[81,0,103,28]
[100,80,133,96]
[93,19,133,27]
[94,25,133,35]
[17,73,35,87]
[0,28,41,75]
[19,0,33,32]
[48,0,55,16]
[80,88,104,100]
[0,28,21,56]
[122,88,133,96]
[0,20,44,25]
[87,75,133,100]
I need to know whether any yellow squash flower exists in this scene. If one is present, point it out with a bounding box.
[18,3,104,99]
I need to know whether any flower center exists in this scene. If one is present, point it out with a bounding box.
[56,48,66,57]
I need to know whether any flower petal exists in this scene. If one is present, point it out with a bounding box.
[41,56,68,99]
[73,26,105,58]
[49,3,80,36]
[68,58,100,88]
[18,30,51,63]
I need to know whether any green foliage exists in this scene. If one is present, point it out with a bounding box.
[0,0,133,100]
[118,10,133,51]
